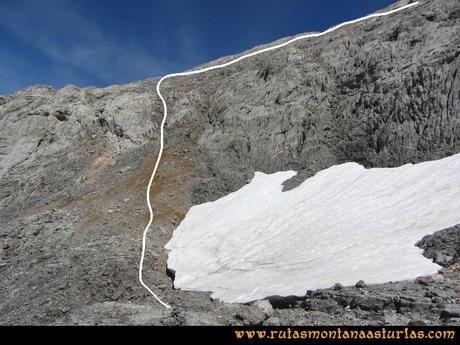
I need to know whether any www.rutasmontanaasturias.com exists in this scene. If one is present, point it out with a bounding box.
[233,327,456,341]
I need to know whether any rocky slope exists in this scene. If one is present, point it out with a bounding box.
[0,0,459,325]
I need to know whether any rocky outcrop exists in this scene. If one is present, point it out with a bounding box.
[417,225,460,267]
[0,0,459,325]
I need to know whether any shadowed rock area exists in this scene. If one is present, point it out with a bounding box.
[0,0,459,325]
[417,225,460,267]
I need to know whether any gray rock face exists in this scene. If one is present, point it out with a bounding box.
[0,0,459,325]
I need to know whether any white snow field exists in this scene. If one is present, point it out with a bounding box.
[165,153,460,303]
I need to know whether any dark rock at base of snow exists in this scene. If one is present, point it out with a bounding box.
[416,225,460,267]
[267,295,300,309]
[355,280,367,289]
[415,275,436,285]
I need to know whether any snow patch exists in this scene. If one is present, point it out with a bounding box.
[165,154,460,303]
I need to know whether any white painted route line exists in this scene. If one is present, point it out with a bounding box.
[139,2,419,309]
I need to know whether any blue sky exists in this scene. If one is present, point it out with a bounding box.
[0,0,396,95]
